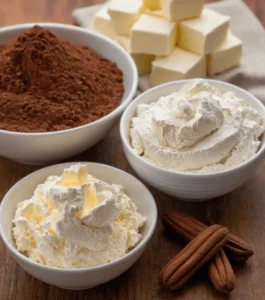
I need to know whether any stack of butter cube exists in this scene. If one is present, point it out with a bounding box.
[93,0,243,86]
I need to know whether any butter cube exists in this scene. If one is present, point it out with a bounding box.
[143,0,161,10]
[116,35,155,76]
[131,14,177,56]
[108,1,143,36]
[151,47,206,86]
[93,7,116,39]
[207,32,243,76]
[179,8,230,55]
[161,0,204,21]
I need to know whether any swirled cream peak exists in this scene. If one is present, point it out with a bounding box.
[152,91,224,150]
[130,79,264,173]
[12,164,146,268]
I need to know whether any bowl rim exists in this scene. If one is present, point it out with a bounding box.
[0,23,138,136]
[0,162,157,272]
[120,78,265,178]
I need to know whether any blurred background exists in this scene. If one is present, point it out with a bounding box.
[0,0,264,27]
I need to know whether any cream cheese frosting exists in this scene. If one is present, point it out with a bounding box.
[130,79,265,173]
[12,164,146,268]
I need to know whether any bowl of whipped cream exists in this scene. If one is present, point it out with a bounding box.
[120,79,265,200]
[0,163,157,289]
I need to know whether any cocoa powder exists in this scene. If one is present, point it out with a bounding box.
[0,26,124,132]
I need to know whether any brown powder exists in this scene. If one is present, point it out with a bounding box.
[0,26,124,132]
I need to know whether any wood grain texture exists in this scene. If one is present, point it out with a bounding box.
[0,1,265,300]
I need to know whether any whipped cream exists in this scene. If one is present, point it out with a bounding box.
[12,164,146,268]
[130,79,265,173]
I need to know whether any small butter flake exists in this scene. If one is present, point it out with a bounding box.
[75,184,98,218]
[58,164,88,187]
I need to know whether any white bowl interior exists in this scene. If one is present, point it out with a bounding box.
[0,162,157,267]
[121,79,265,163]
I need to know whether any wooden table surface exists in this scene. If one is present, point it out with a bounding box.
[1,1,265,300]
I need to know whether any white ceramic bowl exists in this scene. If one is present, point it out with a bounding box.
[120,79,265,201]
[0,23,138,165]
[0,162,157,290]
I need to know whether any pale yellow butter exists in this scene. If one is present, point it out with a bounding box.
[93,7,116,39]
[179,8,230,55]
[131,14,177,56]
[161,0,204,21]
[108,0,143,36]
[75,184,98,218]
[151,47,206,86]
[116,35,155,76]
[144,9,165,18]
[207,31,243,76]
[143,0,161,10]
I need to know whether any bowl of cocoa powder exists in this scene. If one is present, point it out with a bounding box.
[0,23,138,165]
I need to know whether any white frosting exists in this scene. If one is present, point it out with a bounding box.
[130,79,265,173]
[12,164,146,268]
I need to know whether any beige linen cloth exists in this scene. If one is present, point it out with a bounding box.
[72,0,265,103]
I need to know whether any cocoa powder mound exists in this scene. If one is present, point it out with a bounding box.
[0,26,124,132]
